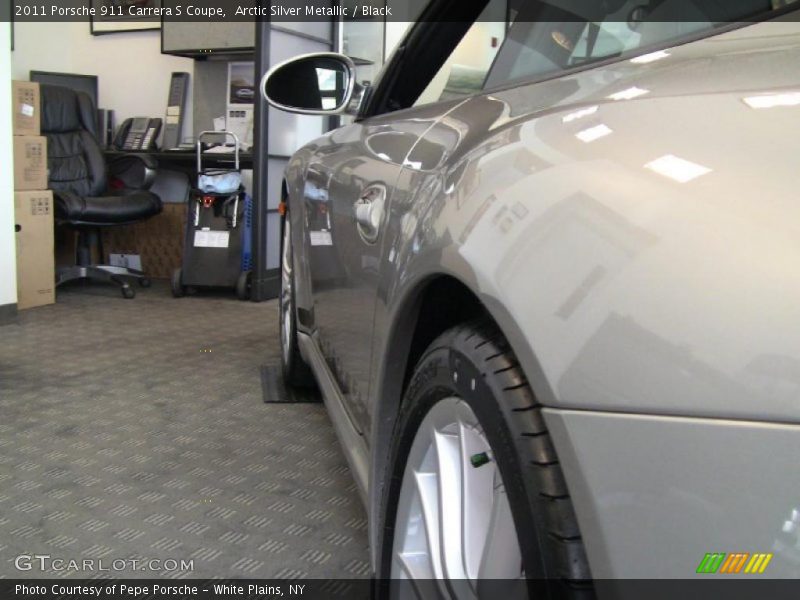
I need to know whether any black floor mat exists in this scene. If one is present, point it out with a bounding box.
[261,364,322,403]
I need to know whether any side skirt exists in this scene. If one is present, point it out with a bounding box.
[298,331,370,506]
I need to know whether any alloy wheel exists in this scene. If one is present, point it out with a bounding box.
[280,218,294,367]
[391,396,523,597]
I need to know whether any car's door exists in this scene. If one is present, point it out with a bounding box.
[302,105,484,435]
[300,0,506,436]
[300,117,420,434]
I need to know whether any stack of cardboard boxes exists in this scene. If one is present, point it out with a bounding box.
[12,81,55,310]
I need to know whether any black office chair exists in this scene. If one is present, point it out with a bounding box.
[40,84,163,299]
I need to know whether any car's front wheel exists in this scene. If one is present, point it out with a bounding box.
[382,320,592,598]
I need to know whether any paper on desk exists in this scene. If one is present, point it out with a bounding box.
[226,108,253,151]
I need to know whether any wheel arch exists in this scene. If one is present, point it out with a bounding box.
[367,270,560,569]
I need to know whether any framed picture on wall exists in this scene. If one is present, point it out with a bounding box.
[90,0,162,35]
[228,62,255,106]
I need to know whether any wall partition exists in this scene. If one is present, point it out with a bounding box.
[251,10,336,300]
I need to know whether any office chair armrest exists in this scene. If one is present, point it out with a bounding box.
[108,153,158,190]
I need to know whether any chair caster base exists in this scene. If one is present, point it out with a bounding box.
[57,264,149,299]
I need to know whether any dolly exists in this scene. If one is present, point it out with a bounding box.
[171,131,252,300]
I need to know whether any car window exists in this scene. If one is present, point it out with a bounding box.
[413,0,508,107]
[484,0,795,90]
[361,0,506,116]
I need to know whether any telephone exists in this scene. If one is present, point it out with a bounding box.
[113,117,162,151]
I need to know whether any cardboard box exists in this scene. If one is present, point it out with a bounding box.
[12,81,40,136]
[13,136,48,191]
[14,190,55,310]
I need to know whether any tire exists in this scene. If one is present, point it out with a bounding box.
[380,320,593,598]
[121,284,135,299]
[236,270,251,301]
[171,268,185,298]
[279,215,315,387]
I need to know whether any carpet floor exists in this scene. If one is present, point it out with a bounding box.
[0,281,369,579]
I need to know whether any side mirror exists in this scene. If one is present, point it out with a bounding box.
[260,52,362,116]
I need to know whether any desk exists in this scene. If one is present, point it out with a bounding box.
[104,149,255,170]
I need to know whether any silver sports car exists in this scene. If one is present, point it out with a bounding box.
[262,0,800,593]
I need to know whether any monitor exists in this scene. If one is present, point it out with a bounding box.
[30,71,99,108]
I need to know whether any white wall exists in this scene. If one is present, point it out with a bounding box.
[12,22,195,140]
[1,22,17,307]
[384,22,411,62]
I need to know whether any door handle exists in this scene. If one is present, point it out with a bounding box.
[353,184,386,244]
[354,201,375,229]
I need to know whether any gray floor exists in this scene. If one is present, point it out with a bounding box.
[0,282,369,579]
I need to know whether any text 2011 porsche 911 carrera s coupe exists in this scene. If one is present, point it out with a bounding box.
[261,0,800,595]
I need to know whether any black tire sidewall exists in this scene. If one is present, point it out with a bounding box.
[379,340,550,584]
[171,268,184,298]
[279,273,301,382]
[236,271,250,300]
[279,215,313,386]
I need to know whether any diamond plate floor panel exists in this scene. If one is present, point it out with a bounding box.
[0,282,369,579]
